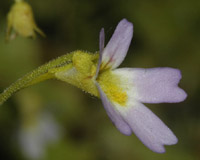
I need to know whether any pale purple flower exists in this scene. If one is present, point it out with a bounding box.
[95,19,187,153]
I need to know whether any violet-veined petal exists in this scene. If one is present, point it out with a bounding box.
[96,83,132,135]
[121,102,178,153]
[113,67,187,103]
[95,28,105,78]
[101,19,133,70]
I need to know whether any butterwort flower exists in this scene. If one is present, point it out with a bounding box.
[93,19,187,153]
[6,0,45,40]
[0,19,187,153]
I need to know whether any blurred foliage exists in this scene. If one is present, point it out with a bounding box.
[0,0,200,160]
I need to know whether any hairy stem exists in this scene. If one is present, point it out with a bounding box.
[0,52,75,105]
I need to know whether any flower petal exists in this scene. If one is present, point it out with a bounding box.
[96,83,132,135]
[99,28,105,55]
[100,19,133,70]
[113,67,187,103]
[121,102,178,153]
[95,28,105,78]
[96,81,177,153]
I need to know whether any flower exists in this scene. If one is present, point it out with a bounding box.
[6,0,45,40]
[55,19,187,153]
[0,18,187,153]
[97,19,187,153]
[96,19,187,153]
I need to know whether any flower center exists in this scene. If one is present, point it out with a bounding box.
[97,70,127,106]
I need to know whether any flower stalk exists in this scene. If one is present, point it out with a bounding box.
[0,52,74,105]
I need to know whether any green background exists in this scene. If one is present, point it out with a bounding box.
[0,0,199,160]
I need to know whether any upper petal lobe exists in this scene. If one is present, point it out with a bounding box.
[100,19,133,70]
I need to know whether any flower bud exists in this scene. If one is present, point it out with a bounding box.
[6,0,45,40]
